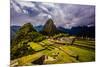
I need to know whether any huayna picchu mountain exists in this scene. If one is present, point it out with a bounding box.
[42,19,59,36]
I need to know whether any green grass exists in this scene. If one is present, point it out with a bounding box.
[61,45,78,57]
[40,39,95,63]
[11,38,95,66]
[41,39,52,45]
[28,42,44,51]
[18,51,44,65]
[43,46,79,64]
[67,46,95,62]
[73,39,95,49]
[74,40,95,46]
[33,39,95,63]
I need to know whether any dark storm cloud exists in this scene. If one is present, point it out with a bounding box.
[10,0,95,28]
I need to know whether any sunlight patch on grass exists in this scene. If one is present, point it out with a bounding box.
[28,42,44,51]
[18,51,44,65]
[67,46,95,62]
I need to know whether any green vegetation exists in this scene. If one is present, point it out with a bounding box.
[43,47,79,64]
[67,46,95,62]
[28,42,45,51]
[11,42,34,60]
[74,40,95,46]
[41,39,52,45]
[18,51,44,66]
[11,22,95,66]
[53,33,69,39]
[27,31,46,42]
[11,23,46,60]
[73,39,95,49]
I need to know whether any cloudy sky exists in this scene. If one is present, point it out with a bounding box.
[10,0,95,29]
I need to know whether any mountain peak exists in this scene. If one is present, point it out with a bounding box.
[42,19,58,36]
[46,19,54,24]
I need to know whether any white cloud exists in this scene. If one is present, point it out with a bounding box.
[11,0,95,28]
[11,0,22,13]
[11,0,39,14]
[38,4,50,14]
[42,2,55,7]
[38,13,47,17]
[15,0,35,8]
[48,15,52,19]
[22,9,28,14]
